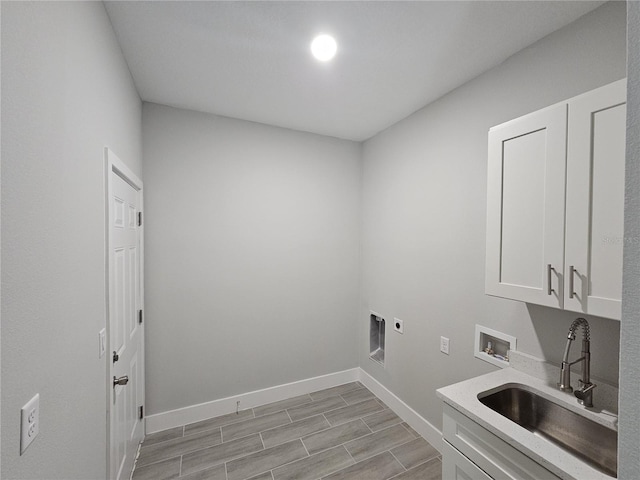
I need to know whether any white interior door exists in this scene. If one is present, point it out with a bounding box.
[107,148,145,480]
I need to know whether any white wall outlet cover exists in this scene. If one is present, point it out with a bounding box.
[440,336,450,355]
[20,393,40,454]
[393,318,404,334]
[98,328,106,358]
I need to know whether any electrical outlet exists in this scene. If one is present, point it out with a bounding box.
[20,394,40,455]
[393,318,404,334]
[440,336,450,355]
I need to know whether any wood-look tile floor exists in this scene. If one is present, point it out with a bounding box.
[132,382,442,480]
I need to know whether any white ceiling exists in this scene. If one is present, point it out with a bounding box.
[105,1,605,141]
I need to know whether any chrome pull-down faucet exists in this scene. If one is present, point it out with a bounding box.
[558,317,596,407]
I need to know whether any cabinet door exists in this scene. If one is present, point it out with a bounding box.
[564,79,627,320]
[486,104,567,307]
[442,441,493,480]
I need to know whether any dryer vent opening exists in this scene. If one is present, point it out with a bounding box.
[369,314,385,365]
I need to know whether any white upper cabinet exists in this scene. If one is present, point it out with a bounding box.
[486,103,567,308]
[485,79,626,320]
[564,80,627,319]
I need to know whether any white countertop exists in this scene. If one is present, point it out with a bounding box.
[436,367,618,480]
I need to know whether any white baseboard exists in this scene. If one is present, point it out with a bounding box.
[146,367,443,454]
[357,369,443,453]
[145,368,360,434]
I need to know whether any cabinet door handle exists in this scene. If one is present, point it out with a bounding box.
[569,265,576,299]
[547,264,555,295]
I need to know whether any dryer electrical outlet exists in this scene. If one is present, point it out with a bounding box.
[20,393,40,454]
[393,318,404,334]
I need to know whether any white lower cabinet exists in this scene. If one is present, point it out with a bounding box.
[442,440,492,480]
[442,404,561,480]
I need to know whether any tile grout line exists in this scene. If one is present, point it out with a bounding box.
[321,400,385,425]
[387,449,407,472]
[283,390,373,424]
[393,436,419,451]
[284,409,294,423]
[287,398,351,422]
[262,444,307,478]
[254,395,316,418]
[335,423,417,467]
[395,454,440,472]
[344,443,357,463]
[356,438,416,466]
[399,423,417,438]
[386,455,441,480]
[138,433,184,450]
[300,436,311,457]
[309,384,364,402]
[180,416,254,440]
[260,417,334,450]
[230,438,307,480]
[300,435,311,456]
[270,444,353,480]
[218,426,287,448]
[361,418,375,434]
[137,428,223,460]
[133,453,183,470]
[298,418,373,458]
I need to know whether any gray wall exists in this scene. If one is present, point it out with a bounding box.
[619,1,640,477]
[142,103,361,415]
[359,1,626,432]
[1,2,141,479]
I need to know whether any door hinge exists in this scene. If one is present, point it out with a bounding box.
[138,309,143,325]
[139,405,144,420]
[138,211,142,226]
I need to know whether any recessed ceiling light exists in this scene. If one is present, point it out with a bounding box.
[311,34,337,62]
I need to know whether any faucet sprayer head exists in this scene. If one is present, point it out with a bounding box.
[567,318,590,341]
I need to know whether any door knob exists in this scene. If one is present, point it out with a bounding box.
[113,375,129,387]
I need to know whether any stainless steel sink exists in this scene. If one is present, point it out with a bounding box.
[478,385,617,477]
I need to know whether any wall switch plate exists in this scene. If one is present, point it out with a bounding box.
[20,394,40,454]
[98,328,106,358]
[440,336,450,355]
[393,318,404,334]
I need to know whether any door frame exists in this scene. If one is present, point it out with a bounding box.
[105,147,145,480]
